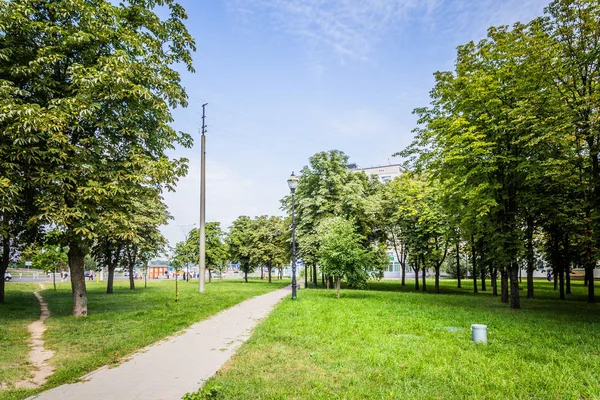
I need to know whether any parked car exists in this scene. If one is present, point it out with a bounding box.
[4,272,12,281]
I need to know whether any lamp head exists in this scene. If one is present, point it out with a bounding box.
[287,172,299,191]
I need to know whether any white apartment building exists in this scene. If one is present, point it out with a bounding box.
[347,163,405,183]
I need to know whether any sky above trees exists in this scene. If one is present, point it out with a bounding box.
[162,0,549,245]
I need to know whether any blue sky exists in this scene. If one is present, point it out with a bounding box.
[161,0,549,246]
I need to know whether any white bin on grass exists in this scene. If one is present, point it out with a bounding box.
[471,324,487,343]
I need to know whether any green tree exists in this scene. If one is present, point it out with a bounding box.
[0,0,195,316]
[285,150,380,288]
[31,245,68,291]
[227,216,254,283]
[317,217,370,298]
[174,222,228,282]
[250,216,289,283]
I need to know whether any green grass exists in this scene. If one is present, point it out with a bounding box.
[0,284,41,388]
[198,279,600,400]
[0,278,289,400]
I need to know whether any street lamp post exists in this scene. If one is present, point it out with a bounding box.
[287,172,299,300]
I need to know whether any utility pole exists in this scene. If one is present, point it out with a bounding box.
[199,103,208,293]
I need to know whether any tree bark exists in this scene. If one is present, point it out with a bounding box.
[421,257,427,292]
[107,266,115,294]
[175,270,179,302]
[500,268,508,304]
[553,267,558,290]
[312,264,317,288]
[328,275,334,289]
[244,270,248,283]
[509,262,520,309]
[128,262,135,290]
[268,263,272,283]
[0,235,9,303]
[491,267,498,296]
[526,217,534,299]
[434,266,440,294]
[587,264,595,303]
[456,242,461,288]
[471,235,478,294]
[565,236,571,295]
[336,277,341,299]
[68,241,87,317]
[565,265,571,295]
[414,258,420,291]
[480,263,486,291]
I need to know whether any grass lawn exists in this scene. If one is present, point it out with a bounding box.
[197,279,600,400]
[0,278,289,400]
[0,284,42,388]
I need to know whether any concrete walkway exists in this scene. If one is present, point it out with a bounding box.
[29,285,292,400]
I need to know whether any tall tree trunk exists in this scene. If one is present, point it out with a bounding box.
[456,242,461,289]
[509,262,520,309]
[0,235,9,303]
[175,269,179,302]
[128,262,135,290]
[584,267,589,286]
[471,235,478,294]
[565,235,571,295]
[492,267,498,296]
[144,266,147,288]
[268,263,272,283]
[312,265,317,287]
[328,276,334,289]
[106,265,115,294]
[421,257,427,292]
[526,217,534,299]
[260,266,264,280]
[208,269,212,283]
[559,263,565,300]
[480,263,486,291]
[401,260,406,287]
[553,267,558,290]
[68,241,87,317]
[500,268,508,304]
[336,277,341,299]
[587,264,595,303]
[244,270,248,283]
[435,266,440,294]
[321,272,325,288]
[414,258,420,291]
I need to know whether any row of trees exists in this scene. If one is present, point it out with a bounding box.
[173,217,290,284]
[400,0,599,308]
[0,0,195,315]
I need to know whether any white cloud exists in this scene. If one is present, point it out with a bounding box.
[228,0,439,63]
[228,0,548,68]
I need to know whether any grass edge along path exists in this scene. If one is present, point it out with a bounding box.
[0,278,290,400]
[195,279,600,400]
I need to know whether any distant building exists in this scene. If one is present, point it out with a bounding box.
[147,265,169,279]
[348,163,405,183]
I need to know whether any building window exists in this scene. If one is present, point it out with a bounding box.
[380,175,391,182]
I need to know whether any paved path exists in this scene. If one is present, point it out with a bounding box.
[29,285,292,400]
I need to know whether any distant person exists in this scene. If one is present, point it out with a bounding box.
[547,270,553,282]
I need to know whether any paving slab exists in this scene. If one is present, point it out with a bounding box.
[28,285,292,400]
